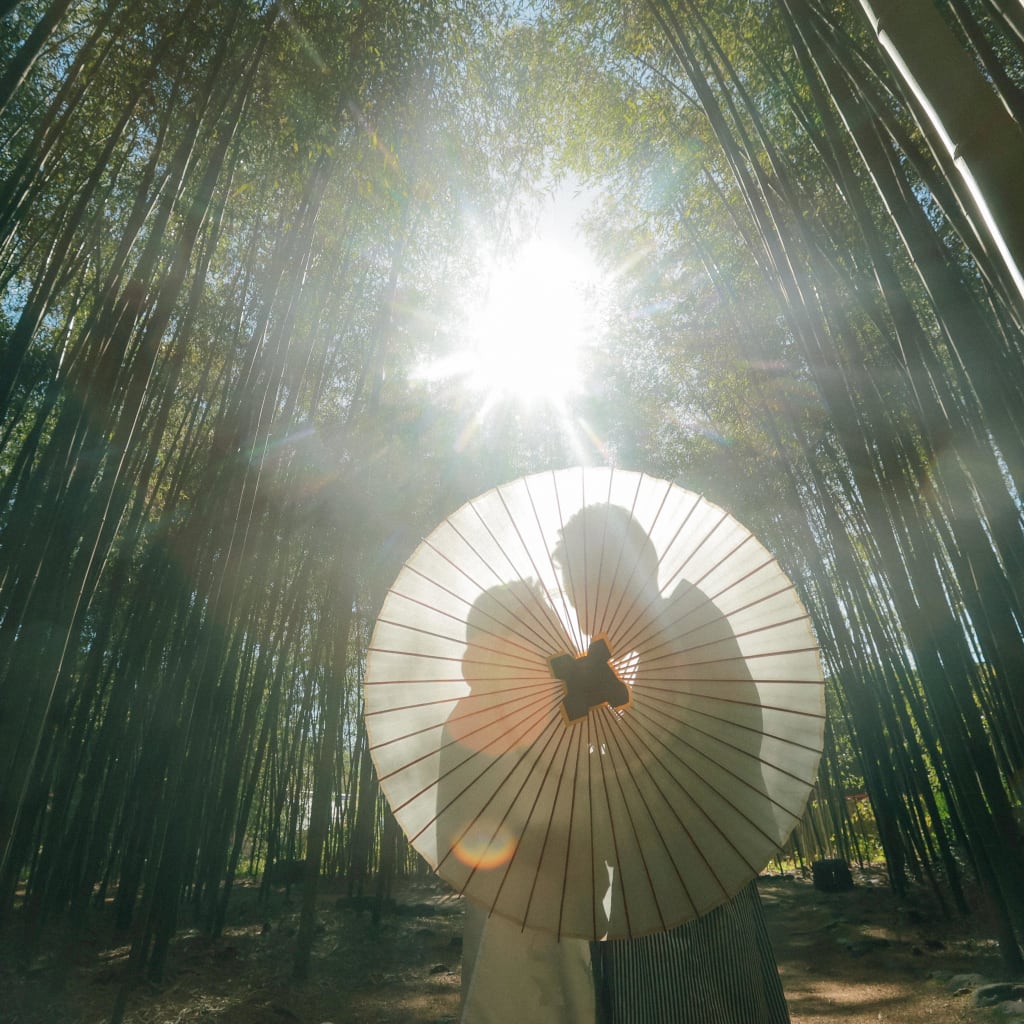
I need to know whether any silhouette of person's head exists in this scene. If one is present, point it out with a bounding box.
[450,579,561,754]
[461,579,561,690]
[553,504,660,638]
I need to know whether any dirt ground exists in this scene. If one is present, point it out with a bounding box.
[1,868,1020,1023]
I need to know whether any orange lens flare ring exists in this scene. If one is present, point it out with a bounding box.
[452,822,518,871]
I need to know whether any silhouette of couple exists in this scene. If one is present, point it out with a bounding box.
[438,502,789,1023]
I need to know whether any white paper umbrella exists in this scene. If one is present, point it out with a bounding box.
[364,467,825,940]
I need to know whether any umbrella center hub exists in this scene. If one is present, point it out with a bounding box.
[550,637,631,723]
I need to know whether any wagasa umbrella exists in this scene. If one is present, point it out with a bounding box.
[364,467,825,940]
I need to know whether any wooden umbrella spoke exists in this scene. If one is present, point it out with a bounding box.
[384,578,567,664]
[639,686,826,756]
[605,706,738,904]
[367,686,556,753]
[594,707,698,930]
[506,715,579,933]
[592,709,668,937]
[412,697,564,853]
[630,579,804,662]
[628,699,813,821]
[451,713,569,895]
[617,701,803,859]
[462,495,574,655]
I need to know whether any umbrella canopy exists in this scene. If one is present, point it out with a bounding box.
[365,467,825,940]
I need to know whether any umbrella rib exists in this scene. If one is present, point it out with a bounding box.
[592,471,649,642]
[641,639,822,676]
[428,524,564,654]
[364,675,466,687]
[616,507,735,656]
[581,471,594,641]
[615,728,762,883]
[635,573,798,662]
[612,476,674,642]
[455,711,566,899]
[631,697,813,819]
[593,712,637,938]
[588,716,599,939]
[610,711,736,903]
[526,471,585,654]
[365,693,461,713]
[689,530,757,592]
[592,710,667,937]
[420,529,503,592]
[600,477,674,645]
[364,673,544,690]
[397,560,566,658]
[564,717,591,940]
[420,696,565,865]
[642,485,702,602]
[365,645,524,671]
[465,493,573,656]
[444,700,565,884]
[511,720,577,935]
[381,581,476,627]
[493,479,580,655]
[459,646,554,674]
[366,646,459,665]
[373,614,541,669]
[703,554,784,607]
[413,736,522,853]
[457,691,561,754]
[622,705,792,865]
[659,506,732,598]
[560,467,599,653]
[641,683,825,723]
[595,709,694,933]
[609,494,705,656]
[587,469,618,638]
[629,527,794,658]
[383,580,561,665]
[545,470,584,653]
[640,688,825,755]
[637,601,819,668]
[383,692,556,802]
[369,687,555,754]
[589,714,614,939]
[728,611,816,646]
[500,725,573,929]
[366,638,567,682]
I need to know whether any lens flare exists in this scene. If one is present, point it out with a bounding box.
[452,822,517,871]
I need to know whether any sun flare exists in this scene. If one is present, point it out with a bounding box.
[463,236,601,405]
[419,214,608,413]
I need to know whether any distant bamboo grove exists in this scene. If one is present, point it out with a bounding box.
[0,0,1022,1012]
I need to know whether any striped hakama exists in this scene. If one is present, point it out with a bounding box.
[591,882,791,1024]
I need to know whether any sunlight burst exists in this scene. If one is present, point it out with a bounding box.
[463,236,599,405]
[419,212,608,418]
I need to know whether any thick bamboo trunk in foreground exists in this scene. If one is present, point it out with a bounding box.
[857,0,1024,310]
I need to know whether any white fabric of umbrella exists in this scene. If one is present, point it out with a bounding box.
[364,468,825,940]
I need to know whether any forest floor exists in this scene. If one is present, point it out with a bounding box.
[2,867,1021,1024]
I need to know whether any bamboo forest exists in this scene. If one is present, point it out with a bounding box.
[1,1,1024,1022]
